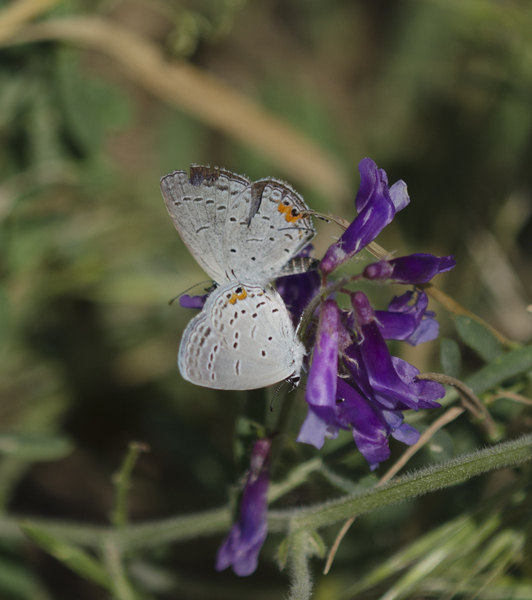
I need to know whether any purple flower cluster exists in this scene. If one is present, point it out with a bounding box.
[284,158,455,469]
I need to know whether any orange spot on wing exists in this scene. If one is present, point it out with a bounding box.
[278,202,302,223]
[228,288,248,304]
[285,212,302,223]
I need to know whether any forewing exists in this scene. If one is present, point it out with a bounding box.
[178,284,304,390]
[222,179,315,283]
[161,166,250,283]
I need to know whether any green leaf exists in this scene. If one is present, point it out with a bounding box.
[307,531,326,559]
[277,537,290,570]
[440,337,462,378]
[466,345,532,394]
[20,522,111,589]
[454,315,503,362]
[0,434,73,461]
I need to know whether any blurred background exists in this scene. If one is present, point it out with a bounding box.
[0,0,531,598]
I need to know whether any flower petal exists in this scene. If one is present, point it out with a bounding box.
[296,407,336,449]
[364,254,456,284]
[389,179,409,212]
[179,294,208,309]
[216,439,271,576]
[336,378,391,470]
[351,292,444,411]
[390,422,420,445]
[305,300,341,413]
[320,159,409,275]
[375,290,440,346]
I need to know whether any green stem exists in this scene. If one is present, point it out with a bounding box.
[2,436,530,550]
[271,434,532,532]
[287,530,313,600]
[102,538,138,600]
[111,442,149,529]
[269,458,322,502]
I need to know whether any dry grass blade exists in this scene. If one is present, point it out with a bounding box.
[376,405,466,487]
[487,391,532,407]
[419,284,513,347]
[3,16,351,202]
[0,0,60,43]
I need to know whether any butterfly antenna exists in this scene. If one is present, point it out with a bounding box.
[168,280,215,306]
[270,382,287,411]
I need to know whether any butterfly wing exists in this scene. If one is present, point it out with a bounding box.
[162,166,316,285]
[222,178,315,284]
[160,166,250,283]
[178,284,304,390]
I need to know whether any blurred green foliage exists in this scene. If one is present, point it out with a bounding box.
[0,0,531,599]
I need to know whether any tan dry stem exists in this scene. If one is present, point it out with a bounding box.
[3,16,350,202]
[418,284,513,347]
[417,373,499,440]
[0,0,60,43]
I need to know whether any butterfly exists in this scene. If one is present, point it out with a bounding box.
[160,165,315,390]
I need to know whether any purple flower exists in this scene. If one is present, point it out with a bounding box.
[297,300,341,448]
[216,439,271,576]
[375,290,439,346]
[179,294,208,309]
[297,291,445,470]
[335,378,391,469]
[349,292,444,412]
[364,253,456,284]
[320,158,409,275]
[276,246,321,325]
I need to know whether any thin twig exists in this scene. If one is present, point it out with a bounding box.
[486,391,532,407]
[417,373,499,441]
[303,210,350,230]
[377,406,465,487]
[323,517,356,574]
[418,284,513,348]
[366,241,394,261]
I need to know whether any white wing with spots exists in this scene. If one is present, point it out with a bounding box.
[221,178,315,284]
[161,166,315,285]
[178,283,304,390]
[160,166,250,283]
